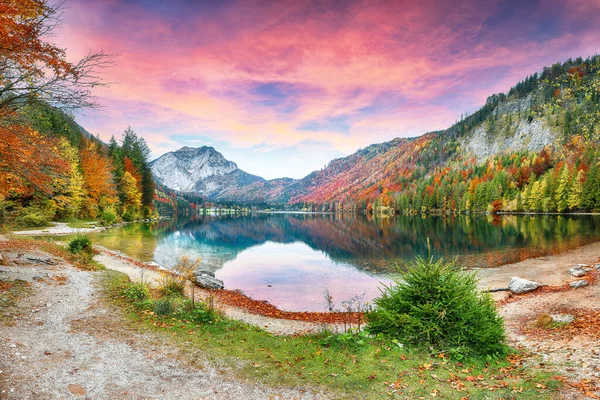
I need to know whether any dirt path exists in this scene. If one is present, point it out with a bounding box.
[0,247,324,399]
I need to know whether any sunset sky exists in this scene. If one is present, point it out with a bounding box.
[56,0,600,179]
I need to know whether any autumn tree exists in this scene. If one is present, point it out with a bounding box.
[79,138,117,217]
[52,138,84,218]
[568,170,584,210]
[554,167,571,212]
[0,122,68,197]
[120,171,142,221]
[0,0,113,113]
[114,127,155,217]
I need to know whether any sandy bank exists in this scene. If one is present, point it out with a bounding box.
[10,222,108,236]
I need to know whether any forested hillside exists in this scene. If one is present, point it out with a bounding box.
[0,1,156,228]
[288,55,600,215]
[0,103,157,228]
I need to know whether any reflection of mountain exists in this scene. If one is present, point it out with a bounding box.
[149,214,600,272]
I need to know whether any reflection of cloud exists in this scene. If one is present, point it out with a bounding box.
[217,242,390,312]
[57,0,600,178]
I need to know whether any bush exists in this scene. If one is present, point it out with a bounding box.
[317,330,368,351]
[189,302,219,324]
[366,257,507,358]
[158,275,185,298]
[15,206,53,228]
[123,282,150,302]
[153,298,175,316]
[68,234,93,255]
[99,209,118,226]
[121,209,139,222]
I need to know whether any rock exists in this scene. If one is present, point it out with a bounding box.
[568,266,588,277]
[594,263,600,270]
[194,271,223,289]
[508,277,540,294]
[550,314,574,324]
[570,280,589,289]
[0,251,4,266]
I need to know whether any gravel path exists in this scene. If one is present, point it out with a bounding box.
[0,248,324,399]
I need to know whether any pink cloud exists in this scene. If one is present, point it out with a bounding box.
[54,0,600,177]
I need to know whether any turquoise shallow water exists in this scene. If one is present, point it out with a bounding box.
[88,213,600,311]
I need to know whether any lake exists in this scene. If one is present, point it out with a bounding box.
[88,213,600,312]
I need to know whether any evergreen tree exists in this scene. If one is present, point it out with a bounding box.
[568,170,584,210]
[554,167,571,212]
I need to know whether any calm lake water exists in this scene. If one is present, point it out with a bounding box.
[89,213,600,312]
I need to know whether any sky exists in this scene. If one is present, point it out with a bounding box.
[55,0,600,179]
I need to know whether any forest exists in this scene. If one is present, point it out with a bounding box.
[0,0,156,228]
[293,55,600,215]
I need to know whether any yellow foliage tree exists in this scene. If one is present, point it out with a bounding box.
[121,171,141,220]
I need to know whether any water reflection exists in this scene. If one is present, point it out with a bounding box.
[88,213,600,311]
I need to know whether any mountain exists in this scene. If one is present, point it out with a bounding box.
[150,146,295,203]
[152,55,600,213]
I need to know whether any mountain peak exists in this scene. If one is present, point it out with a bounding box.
[176,145,215,153]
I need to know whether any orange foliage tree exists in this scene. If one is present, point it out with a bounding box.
[123,156,142,191]
[79,138,116,212]
[0,0,113,112]
[0,121,68,197]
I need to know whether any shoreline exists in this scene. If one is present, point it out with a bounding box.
[7,223,600,332]
[3,232,600,381]
[94,247,353,335]
[90,239,600,330]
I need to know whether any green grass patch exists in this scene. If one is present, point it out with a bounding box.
[98,270,563,399]
[65,219,98,229]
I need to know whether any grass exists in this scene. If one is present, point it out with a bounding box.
[99,269,564,399]
[65,219,98,229]
[7,236,105,271]
[6,221,53,231]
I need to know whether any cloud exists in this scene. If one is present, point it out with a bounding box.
[55,0,600,178]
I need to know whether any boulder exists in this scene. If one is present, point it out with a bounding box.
[569,279,589,289]
[0,251,4,266]
[194,271,223,289]
[595,263,600,270]
[568,266,588,277]
[508,277,540,294]
[195,270,215,278]
[550,314,574,324]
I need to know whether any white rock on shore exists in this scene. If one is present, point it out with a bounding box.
[570,280,589,289]
[568,266,588,277]
[508,277,540,294]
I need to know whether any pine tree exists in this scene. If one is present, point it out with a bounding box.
[554,167,571,212]
[568,170,584,210]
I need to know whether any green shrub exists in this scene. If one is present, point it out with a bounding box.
[15,206,52,228]
[99,209,118,226]
[153,298,175,316]
[189,302,219,324]
[67,234,93,254]
[317,330,368,350]
[158,275,185,298]
[121,209,139,222]
[366,257,507,359]
[123,282,150,302]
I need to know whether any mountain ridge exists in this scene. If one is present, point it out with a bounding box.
[151,54,600,213]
